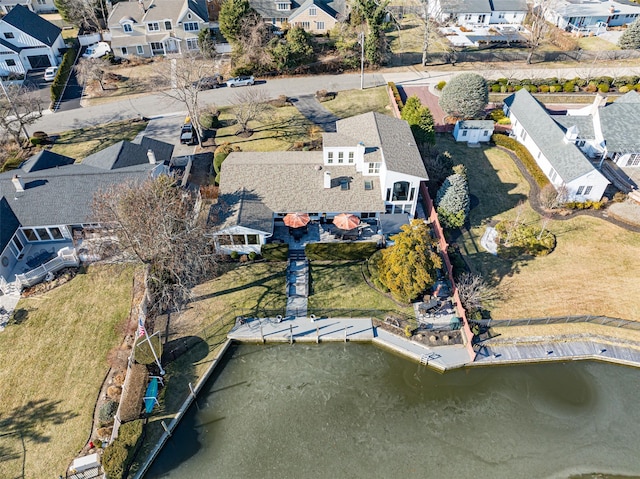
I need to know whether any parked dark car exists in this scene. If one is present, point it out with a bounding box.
[180,117,197,145]
[193,74,224,90]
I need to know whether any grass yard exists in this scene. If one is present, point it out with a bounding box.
[49,119,148,160]
[128,262,287,475]
[321,86,391,119]
[577,35,621,51]
[0,265,135,479]
[441,133,640,321]
[307,261,414,316]
[213,105,314,151]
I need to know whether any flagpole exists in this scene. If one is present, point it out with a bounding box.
[138,314,165,375]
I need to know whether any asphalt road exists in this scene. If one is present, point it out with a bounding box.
[31,64,640,135]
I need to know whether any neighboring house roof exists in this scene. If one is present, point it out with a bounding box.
[82,137,173,170]
[333,112,428,179]
[599,91,640,154]
[550,0,640,17]
[20,150,76,173]
[251,0,345,21]
[108,0,208,28]
[288,0,338,21]
[490,0,527,12]
[457,120,494,129]
[504,89,596,182]
[438,0,491,14]
[217,152,384,233]
[2,5,61,46]
[552,115,595,139]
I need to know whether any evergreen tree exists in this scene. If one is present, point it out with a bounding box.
[401,95,436,145]
[378,219,442,303]
[439,73,489,119]
[219,0,253,44]
[436,172,470,229]
[269,27,315,72]
[619,19,640,49]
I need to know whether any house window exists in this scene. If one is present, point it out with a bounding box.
[49,227,63,240]
[327,152,334,164]
[578,140,585,147]
[297,21,310,28]
[584,186,593,195]
[392,181,409,201]
[184,22,199,31]
[36,228,51,240]
[4,32,14,39]
[498,12,505,19]
[464,14,472,21]
[361,212,375,218]
[150,42,163,52]
[186,38,198,50]
[23,229,38,242]
[309,7,316,15]
[247,235,259,245]
[277,2,289,10]
[137,45,144,54]
[123,23,132,32]
[537,151,541,159]
[37,0,46,4]
[165,20,172,30]
[122,47,128,55]
[521,130,527,141]
[364,180,373,190]
[462,130,467,137]
[626,154,640,166]
[232,234,246,245]
[348,151,354,163]
[338,152,344,163]
[612,15,619,20]
[217,234,232,245]
[483,130,488,136]
[12,235,23,252]
[147,22,160,31]
[6,59,15,66]
[340,179,349,190]
[317,21,325,30]
[576,185,584,195]
[549,167,558,182]
[409,187,415,201]
[368,162,380,174]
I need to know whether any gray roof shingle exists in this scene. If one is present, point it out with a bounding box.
[458,120,494,129]
[0,196,20,253]
[2,5,61,46]
[20,150,76,173]
[599,91,640,154]
[552,115,595,139]
[334,112,428,179]
[504,89,596,182]
[489,0,527,12]
[82,137,173,170]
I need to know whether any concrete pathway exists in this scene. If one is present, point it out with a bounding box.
[0,283,21,332]
[471,338,640,368]
[292,94,341,132]
[480,226,498,255]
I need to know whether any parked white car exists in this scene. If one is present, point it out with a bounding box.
[43,66,58,81]
[226,75,255,87]
[82,42,111,59]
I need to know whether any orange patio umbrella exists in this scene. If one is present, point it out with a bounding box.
[333,213,361,230]
[283,212,310,228]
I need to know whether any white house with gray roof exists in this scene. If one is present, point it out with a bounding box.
[503,88,609,202]
[538,0,640,33]
[213,112,428,254]
[429,0,528,26]
[250,0,346,33]
[0,4,64,75]
[107,0,209,58]
[0,137,174,292]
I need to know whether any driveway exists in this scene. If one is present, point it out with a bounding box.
[291,94,340,132]
[138,114,196,157]
[23,69,54,107]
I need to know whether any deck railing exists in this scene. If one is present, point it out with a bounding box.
[15,248,79,288]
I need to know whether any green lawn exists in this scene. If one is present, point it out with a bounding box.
[49,119,148,160]
[0,265,135,479]
[439,133,640,321]
[321,86,391,119]
[307,261,414,316]
[577,35,621,51]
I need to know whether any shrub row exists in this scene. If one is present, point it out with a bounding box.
[305,242,378,261]
[495,222,556,259]
[489,76,640,95]
[102,419,144,479]
[564,200,605,210]
[388,82,403,110]
[491,134,550,188]
[50,47,77,105]
[230,251,260,262]
[261,242,289,261]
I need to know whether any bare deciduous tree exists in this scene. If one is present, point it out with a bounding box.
[75,57,110,91]
[526,1,551,64]
[54,0,103,31]
[232,88,271,136]
[92,175,219,314]
[0,83,45,148]
[235,12,273,69]
[456,272,501,314]
[155,55,215,146]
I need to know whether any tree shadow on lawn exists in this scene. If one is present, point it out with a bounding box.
[213,116,310,145]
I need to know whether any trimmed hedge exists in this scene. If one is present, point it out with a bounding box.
[491,134,550,188]
[305,242,378,261]
[51,47,77,105]
[388,82,403,111]
[487,76,638,95]
[102,419,144,479]
[261,243,289,261]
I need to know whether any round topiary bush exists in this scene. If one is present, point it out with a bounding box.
[598,83,610,93]
[230,251,239,260]
[248,251,257,261]
[99,400,118,423]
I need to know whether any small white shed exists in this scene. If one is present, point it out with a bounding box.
[453,120,494,143]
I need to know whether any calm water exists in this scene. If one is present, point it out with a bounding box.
[147,343,640,479]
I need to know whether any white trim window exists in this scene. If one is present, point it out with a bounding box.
[327,152,334,164]
[625,153,640,166]
[123,23,132,32]
[186,38,198,50]
[136,45,144,54]
[276,2,290,10]
[183,22,199,32]
[576,185,585,195]
[338,152,344,164]
[549,167,558,182]
[147,22,160,32]
[348,151,354,163]
[164,20,172,30]
[122,46,128,55]
[368,162,380,174]
[309,7,316,15]
[317,21,325,30]
[584,185,593,196]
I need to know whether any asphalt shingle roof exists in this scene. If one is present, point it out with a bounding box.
[458,120,494,129]
[334,112,428,179]
[0,37,20,53]
[504,89,596,182]
[489,0,527,12]
[82,137,173,170]
[2,5,61,46]
[218,152,384,232]
[20,150,76,173]
[599,91,640,154]
[552,115,595,139]
[0,196,20,253]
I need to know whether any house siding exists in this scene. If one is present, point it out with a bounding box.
[290,8,336,33]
